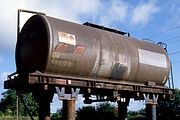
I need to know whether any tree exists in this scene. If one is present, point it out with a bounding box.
[76,106,97,120]
[76,102,117,120]
[97,102,117,120]
[157,88,180,120]
[127,109,146,120]
[51,109,63,120]
[0,90,16,115]
[0,89,38,116]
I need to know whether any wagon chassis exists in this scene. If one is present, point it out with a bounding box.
[5,72,174,102]
[4,72,175,120]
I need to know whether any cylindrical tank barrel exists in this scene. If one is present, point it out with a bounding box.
[16,15,170,85]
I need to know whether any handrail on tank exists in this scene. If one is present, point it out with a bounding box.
[18,9,46,15]
[83,22,130,37]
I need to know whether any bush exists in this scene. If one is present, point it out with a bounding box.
[128,114,146,120]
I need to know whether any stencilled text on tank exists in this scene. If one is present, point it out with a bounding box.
[51,58,75,68]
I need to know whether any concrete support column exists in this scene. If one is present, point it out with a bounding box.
[144,94,158,120]
[62,100,76,120]
[56,87,80,120]
[146,104,157,120]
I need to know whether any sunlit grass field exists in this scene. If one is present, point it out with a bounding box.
[0,116,38,120]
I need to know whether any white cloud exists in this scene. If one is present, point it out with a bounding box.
[0,0,37,54]
[128,99,145,111]
[131,1,160,26]
[110,0,129,22]
[0,71,11,89]
[0,71,11,99]
[71,0,101,15]
[0,0,101,54]
[0,71,10,83]
[99,0,129,26]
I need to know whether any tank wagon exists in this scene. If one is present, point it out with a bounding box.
[16,15,170,85]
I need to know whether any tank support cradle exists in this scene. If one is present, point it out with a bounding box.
[56,87,80,120]
[144,94,158,120]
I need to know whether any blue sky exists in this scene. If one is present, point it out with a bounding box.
[0,0,180,112]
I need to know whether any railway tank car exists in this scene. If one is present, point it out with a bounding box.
[15,15,170,85]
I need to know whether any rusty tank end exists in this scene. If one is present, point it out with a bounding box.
[16,15,171,85]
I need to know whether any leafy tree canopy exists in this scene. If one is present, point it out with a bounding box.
[0,90,38,116]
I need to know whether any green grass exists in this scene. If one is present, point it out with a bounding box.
[0,116,38,120]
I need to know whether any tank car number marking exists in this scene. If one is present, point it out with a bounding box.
[51,58,75,68]
[58,32,76,46]
[138,49,167,68]
[52,52,60,58]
